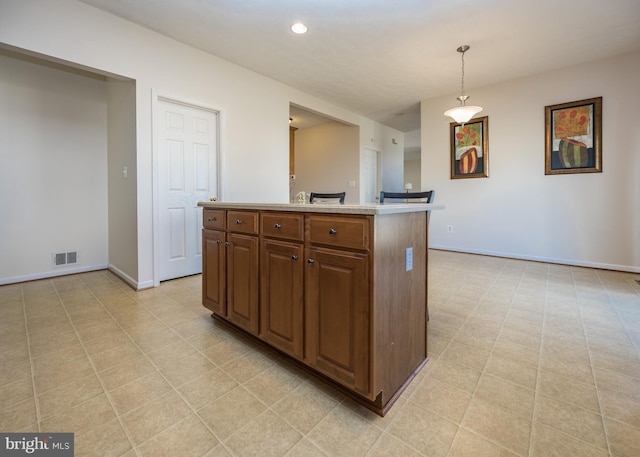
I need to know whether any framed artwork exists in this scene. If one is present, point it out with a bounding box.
[450,116,489,179]
[545,97,602,175]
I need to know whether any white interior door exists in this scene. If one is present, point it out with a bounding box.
[363,148,380,203]
[158,99,219,281]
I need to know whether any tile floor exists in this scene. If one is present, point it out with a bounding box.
[1,250,639,457]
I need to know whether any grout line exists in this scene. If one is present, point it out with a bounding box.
[21,282,43,432]
[588,270,620,457]
[527,261,551,457]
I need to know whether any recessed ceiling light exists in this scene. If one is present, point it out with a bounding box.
[291,23,308,34]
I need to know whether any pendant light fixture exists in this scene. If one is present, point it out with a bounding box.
[444,45,482,124]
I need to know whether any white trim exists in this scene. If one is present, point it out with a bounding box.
[151,89,160,287]
[0,264,109,286]
[429,245,640,274]
[108,264,152,290]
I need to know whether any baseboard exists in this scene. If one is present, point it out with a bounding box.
[429,245,640,274]
[0,263,109,286]
[107,264,154,290]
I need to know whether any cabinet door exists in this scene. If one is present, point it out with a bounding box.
[202,229,226,315]
[305,246,371,397]
[260,239,304,359]
[227,233,260,334]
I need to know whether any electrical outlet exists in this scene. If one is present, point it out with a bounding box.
[405,247,413,271]
[447,225,453,233]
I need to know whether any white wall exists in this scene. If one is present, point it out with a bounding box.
[294,122,360,204]
[422,51,640,272]
[0,52,109,283]
[0,0,403,287]
[365,122,405,196]
[107,79,138,286]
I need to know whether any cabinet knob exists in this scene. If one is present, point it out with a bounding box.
[236,219,243,225]
[329,228,337,235]
[307,259,315,264]
[225,241,231,247]
[207,217,214,222]
[291,255,298,261]
[216,240,222,245]
[274,223,282,229]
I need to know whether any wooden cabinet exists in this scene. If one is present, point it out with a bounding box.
[260,212,304,359]
[201,205,430,416]
[260,239,304,358]
[226,232,259,334]
[305,245,370,396]
[202,210,259,335]
[202,229,226,315]
[202,210,226,314]
[305,214,371,396]
[307,214,370,250]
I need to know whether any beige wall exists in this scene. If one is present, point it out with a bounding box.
[293,122,360,204]
[422,51,640,272]
[404,159,421,192]
[107,79,138,286]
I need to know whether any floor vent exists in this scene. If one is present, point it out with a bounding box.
[53,251,78,267]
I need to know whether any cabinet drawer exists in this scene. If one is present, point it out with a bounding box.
[261,212,304,241]
[308,215,370,250]
[203,210,225,230]
[227,211,259,235]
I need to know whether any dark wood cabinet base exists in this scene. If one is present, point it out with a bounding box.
[200,203,439,417]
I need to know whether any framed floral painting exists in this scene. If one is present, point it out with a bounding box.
[450,116,489,179]
[545,97,602,175]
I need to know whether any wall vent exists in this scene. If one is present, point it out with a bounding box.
[66,251,77,264]
[53,252,78,267]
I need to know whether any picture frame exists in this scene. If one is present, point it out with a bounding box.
[450,116,489,179]
[545,97,602,175]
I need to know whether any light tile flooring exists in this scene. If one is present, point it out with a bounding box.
[1,250,639,457]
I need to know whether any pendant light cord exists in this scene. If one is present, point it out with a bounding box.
[460,49,466,99]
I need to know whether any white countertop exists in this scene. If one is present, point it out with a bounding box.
[198,201,444,215]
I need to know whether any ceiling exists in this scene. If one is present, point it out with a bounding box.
[79,0,640,132]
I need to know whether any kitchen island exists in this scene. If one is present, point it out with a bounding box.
[198,201,443,415]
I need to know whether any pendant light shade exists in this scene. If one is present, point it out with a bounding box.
[444,45,482,124]
[444,105,483,124]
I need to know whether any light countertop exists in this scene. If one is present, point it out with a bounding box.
[198,201,444,215]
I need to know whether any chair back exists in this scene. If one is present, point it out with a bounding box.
[379,190,434,203]
[309,192,346,204]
